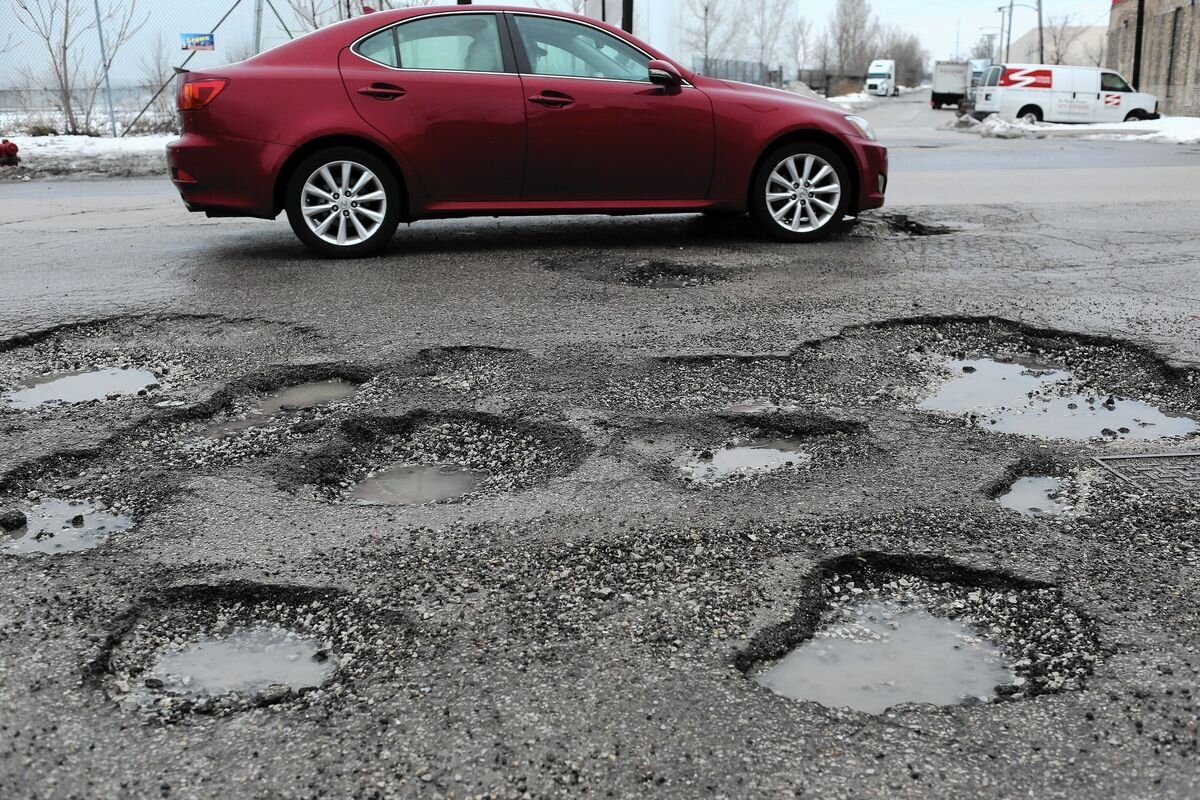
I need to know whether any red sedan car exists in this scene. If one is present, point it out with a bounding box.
[168,5,887,258]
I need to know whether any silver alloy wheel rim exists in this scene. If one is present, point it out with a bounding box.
[765,153,841,233]
[301,160,387,246]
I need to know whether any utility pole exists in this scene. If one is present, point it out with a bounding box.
[621,0,633,33]
[954,19,960,60]
[92,0,118,137]
[1005,0,1014,61]
[1037,0,1044,63]
[253,0,264,54]
[1131,0,1145,88]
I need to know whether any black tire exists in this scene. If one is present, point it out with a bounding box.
[1017,105,1043,123]
[749,142,851,243]
[1123,110,1146,122]
[285,146,402,258]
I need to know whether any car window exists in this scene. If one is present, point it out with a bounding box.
[513,15,649,82]
[355,14,504,73]
[983,66,1001,87]
[1101,72,1132,92]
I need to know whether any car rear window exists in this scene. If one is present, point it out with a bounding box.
[354,14,505,73]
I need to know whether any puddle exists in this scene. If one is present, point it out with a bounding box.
[2,498,134,555]
[756,602,1014,714]
[142,626,335,701]
[205,379,357,436]
[348,463,488,505]
[723,399,797,414]
[2,368,158,408]
[998,477,1066,517]
[684,438,811,483]
[919,357,1198,440]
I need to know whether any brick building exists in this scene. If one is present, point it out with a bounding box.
[1107,0,1200,116]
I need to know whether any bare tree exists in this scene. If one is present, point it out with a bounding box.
[970,35,995,61]
[878,25,927,87]
[287,0,342,31]
[741,0,788,69]
[0,33,14,55]
[137,34,176,132]
[784,14,812,81]
[686,0,740,71]
[829,0,879,76]
[535,0,588,13]
[14,0,146,135]
[1044,15,1086,65]
[1080,33,1106,67]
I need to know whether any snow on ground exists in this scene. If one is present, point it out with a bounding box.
[948,113,1200,144]
[826,92,876,111]
[0,134,171,179]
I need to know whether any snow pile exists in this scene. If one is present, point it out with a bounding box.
[826,92,875,111]
[947,113,1200,144]
[0,134,172,178]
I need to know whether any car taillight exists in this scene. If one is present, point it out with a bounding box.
[178,78,229,111]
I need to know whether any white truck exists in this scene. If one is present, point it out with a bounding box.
[973,63,1159,123]
[930,61,969,109]
[865,60,897,97]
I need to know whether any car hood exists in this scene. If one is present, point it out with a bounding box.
[715,79,848,116]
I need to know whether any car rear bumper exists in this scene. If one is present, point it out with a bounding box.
[167,133,289,219]
[856,142,887,211]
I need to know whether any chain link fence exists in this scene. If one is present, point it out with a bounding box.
[0,1,421,136]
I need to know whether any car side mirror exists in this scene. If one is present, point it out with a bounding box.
[648,59,683,88]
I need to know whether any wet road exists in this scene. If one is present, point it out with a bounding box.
[2,89,1200,799]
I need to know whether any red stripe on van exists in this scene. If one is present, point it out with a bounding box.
[999,68,1053,89]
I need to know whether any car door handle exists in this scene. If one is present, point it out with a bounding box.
[357,83,406,100]
[528,91,574,108]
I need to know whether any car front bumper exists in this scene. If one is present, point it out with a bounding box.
[857,142,887,211]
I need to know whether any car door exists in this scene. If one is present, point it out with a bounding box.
[507,13,714,202]
[1097,71,1134,122]
[339,12,526,202]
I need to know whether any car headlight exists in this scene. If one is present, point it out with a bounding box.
[844,115,877,141]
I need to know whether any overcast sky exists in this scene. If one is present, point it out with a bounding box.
[1,0,1116,87]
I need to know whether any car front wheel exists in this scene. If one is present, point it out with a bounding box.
[750,143,850,242]
[286,146,401,258]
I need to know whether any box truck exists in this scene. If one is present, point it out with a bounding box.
[931,61,969,109]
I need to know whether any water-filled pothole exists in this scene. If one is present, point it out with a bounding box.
[919,357,1198,440]
[204,379,358,437]
[1,498,133,555]
[742,554,1098,713]
[96,583,390,720]
[997,477,1066,517]
[684,437,811,484]
[757,601,1013,714]
[296,411,587,503]
[140,625,336,704]
[2,368,158,409]
[722,398,798,414]
[349,463,490,505]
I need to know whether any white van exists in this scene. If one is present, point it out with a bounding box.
[973,63,1158,123]
[865,60,897,97]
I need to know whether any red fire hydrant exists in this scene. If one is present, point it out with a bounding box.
[0,139,19,167]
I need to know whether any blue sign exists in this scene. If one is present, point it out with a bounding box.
[180,33,215,51]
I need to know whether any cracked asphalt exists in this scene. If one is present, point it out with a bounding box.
[2,90,1199,799]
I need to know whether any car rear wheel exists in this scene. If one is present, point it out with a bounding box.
[1124,110,1147,122]
[750,143,850,243]
[286,147,401,258]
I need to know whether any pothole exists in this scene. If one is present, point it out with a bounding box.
[997,476,1067,517]
[919,356,1198,441]
[297,412,588,503]
[756,601,1013,714]
[204,379,359,437]
[541,252,740,287]
[722,398,798,414]
[2,367,160,409]
[1,497,134,555]
[683,437,811,485]
[743,553,1099,714]
[852,213,957,238]
[348,463,490,505]
[95,583,390,720]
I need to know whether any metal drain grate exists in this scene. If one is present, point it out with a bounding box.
[1093,452,1200,493]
